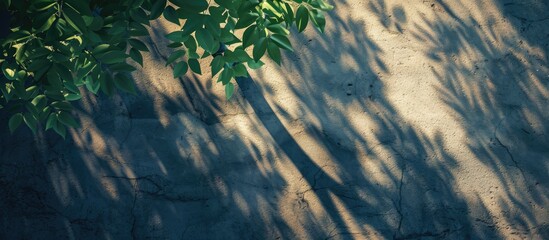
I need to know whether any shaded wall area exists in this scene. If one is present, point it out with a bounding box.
[1,0,548,239]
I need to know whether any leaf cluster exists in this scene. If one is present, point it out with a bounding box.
[0,0,332,137]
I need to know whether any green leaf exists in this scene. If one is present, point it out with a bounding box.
[65,0,93,16]
[225,82,235,100]
[181,17,204,36]
[131,0,145,9]
[195,28,218,53]
[205,21,222,38]
[282,3,295,25]
[167,42,183,48]
[1,63,16,80]
[98,51,128,64]
[188,51,200,59]
[263,0,283,18]
[130,7,150,25]
[51,101,73,111]
[165,31,188,42]
[45,90,65,102]
[220,28,240,44]
[8,113,23,133]
[36,12,57,32]
[209,6,227,23]
[92,44,111,55]
[233,63,248,77]
[128,39,149,51]
[107,21,127,35]
[316,0,334,11]
[166,49,186,66]
[23,113,38,134]
[109,62,137,72]
[1,30,31,46]
[296,5,309,32]
[222,50,238,63]
[88,16,104,31]
[26,102,40,116]
[237,1,258,16]
[215,0,232,8]
[46,69,62,88]
[129,22,149,36]
[188,58,201,74]
[55,63,73,82]
[247,60,264,69]
[38,106,51,122]
[28,48,52,60]
[150,0,167,19]
[129,48,144,66]
[65,93,82,101]
[114,74,136,94]
[58,111,79,128]
[15,44,28,63]
[85,76,100,94]
[12,81,26,99]
[267,23,290,35]
[242,25,259,49]
[99,73,115,96]
[309,9,327,33]
[184,36,198,51]
[267,42,281,65]
[45,113,57,130]
[253,37,268,62]
[63,79,79,94]
[211,55,224,76]
[63,3,87,33]
[27,59,51,73]
[232,48,253,62]
[173,61,188,78]
[33,0,56,11]
[270,34,293,51]
[171,0,209,12]
[25,86,39,100]
[32,95,48,109]
[163,6,180,25]
[235,12,258,29]
[75,59,95,79]
[16,69,27,80]
[51,52,69,63]
[218,67,233,84]
[53,120,67,139]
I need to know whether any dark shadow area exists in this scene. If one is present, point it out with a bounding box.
[1,0,548,239]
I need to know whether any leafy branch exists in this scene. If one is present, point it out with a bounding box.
[0,0,333,138]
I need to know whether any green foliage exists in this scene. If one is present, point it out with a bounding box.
[0,0,332,136]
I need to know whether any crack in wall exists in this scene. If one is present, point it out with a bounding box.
[130,181,138,240]
[325,231,364,240]
[103,175,209,203]
[394,228,456,240]
[393,165,405,240]
[494,120,528,182]
[494,136,526,177]
[385,144,408,240]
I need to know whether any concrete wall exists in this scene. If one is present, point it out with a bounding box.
[1,0,548,239]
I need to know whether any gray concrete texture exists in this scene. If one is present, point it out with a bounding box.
[1,0,548,239]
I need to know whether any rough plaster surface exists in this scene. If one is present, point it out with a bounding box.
[1,0,548,239]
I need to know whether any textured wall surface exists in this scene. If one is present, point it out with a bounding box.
[1,0,548,239]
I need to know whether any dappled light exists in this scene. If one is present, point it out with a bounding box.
[1,0,547,239]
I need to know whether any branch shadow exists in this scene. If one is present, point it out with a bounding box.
[1,0,548,239]
[411,0,549,237]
